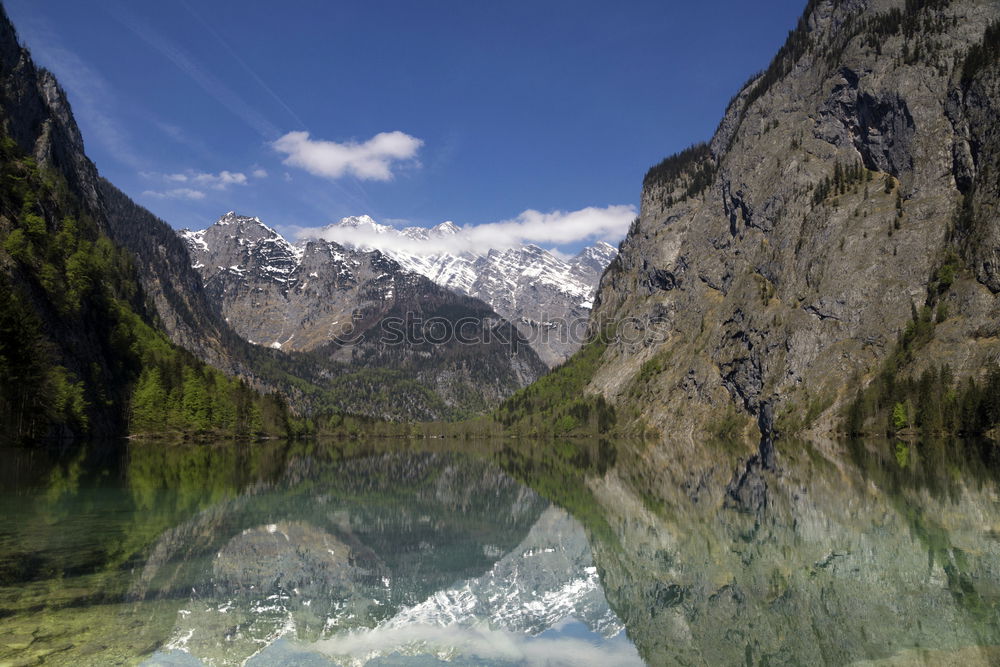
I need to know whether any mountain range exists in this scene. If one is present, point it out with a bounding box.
[316,215,618,366]
[178,211,548,418]
[179,213,617,368]
[4,0,1000,448]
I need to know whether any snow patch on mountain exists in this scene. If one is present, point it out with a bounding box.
[308,216,619,365]
[314,216,616,311]
[179,212,618,366]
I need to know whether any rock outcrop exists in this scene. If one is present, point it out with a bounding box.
[587,0,1000,449]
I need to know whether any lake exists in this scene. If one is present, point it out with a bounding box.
[2,437,999,665]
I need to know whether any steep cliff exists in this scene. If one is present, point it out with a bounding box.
[0,5,304,441]
[588,0,1000,450]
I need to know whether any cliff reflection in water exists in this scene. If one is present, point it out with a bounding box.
[2,436,1000,665]
[545,436,1000,666]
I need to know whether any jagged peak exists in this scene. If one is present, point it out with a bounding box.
[216,210,263,224]
[336,214,380,228]
[584,241,617,254]
[518,243,548,256]
[432,220,460,235]
[210,211,278,236]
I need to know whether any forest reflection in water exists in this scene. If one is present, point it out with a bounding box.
[0,434,999,665]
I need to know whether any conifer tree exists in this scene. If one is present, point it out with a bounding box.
[181,368,211,431]
[131,367,168,432]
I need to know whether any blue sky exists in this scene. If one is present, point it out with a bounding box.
[5,0,805,251]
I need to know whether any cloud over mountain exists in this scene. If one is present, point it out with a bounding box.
[297,205,635,255]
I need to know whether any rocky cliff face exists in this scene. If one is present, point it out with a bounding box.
[322,215,618,366]
[0,14,98,210]
[182,212,407,352]
[588,0,1000,448]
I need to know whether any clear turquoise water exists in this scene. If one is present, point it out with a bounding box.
[3,437,1000,665]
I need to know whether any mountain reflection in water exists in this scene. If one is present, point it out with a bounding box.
[1,436,1000,665]
[0,441,637,666]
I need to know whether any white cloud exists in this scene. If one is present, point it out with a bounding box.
[252,168,269,179]
[273,130,423,181]
[192,170,248,188]
[151,169,250,190]
[297,205,636,255]
[141,188,206,201]
[463,206,635,248]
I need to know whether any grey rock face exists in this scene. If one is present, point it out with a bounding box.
[949,42,1000,292]
[0,16,99,210]
[588,0,1000,443]
[320,216,618,367]
[182,212,377,351]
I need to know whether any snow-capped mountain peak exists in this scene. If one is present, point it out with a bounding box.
[314,215,618,366]
[180,212,618,367]
[330,215,390,235]
[430,220,460,236]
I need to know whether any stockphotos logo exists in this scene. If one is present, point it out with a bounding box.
[331,312,670,352]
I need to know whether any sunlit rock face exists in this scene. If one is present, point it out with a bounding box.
[587,0,1000,444]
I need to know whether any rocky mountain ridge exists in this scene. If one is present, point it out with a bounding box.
[585,0,1000,451]
[318,215,618,366]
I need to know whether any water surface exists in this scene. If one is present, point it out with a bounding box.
[0,441,637,666]
[2,437,1000,665]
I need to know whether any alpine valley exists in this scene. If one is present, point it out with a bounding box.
[4,0,1000,665]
